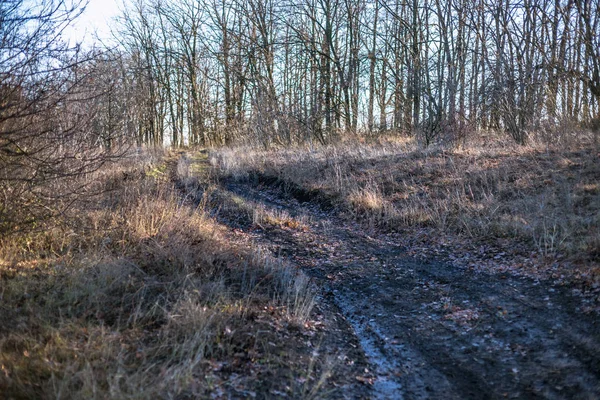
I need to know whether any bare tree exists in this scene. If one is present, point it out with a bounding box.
[109,0,599,147]
[0,0,125,233]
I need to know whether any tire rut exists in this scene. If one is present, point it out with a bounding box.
[216,175,600,399]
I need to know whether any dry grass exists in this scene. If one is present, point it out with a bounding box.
[211,134,600,281]
[208,187,311,232]
[0,149,325,399]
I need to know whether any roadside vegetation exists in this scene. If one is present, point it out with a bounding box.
[0,149,336,399]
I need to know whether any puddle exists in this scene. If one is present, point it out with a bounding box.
[333,292,404,399]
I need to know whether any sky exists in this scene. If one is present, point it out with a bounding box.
[65,0,123,47]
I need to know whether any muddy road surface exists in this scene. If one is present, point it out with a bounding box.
[213,172,600,400]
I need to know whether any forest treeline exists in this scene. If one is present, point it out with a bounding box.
[113,0,600,146]
[0,0,599,230]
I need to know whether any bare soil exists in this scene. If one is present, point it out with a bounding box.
[212,165,600,399]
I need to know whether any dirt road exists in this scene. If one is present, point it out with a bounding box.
[212,169,600,399]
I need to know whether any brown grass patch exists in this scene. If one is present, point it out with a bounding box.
[0,150,328,398]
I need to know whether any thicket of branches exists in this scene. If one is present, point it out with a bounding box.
[1,0,598,232]
[114,0,600,147]
[0,0,125,233]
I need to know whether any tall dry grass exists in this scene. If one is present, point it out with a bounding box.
[0,150,320,398]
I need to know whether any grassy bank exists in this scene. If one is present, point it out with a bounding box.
[0,150,330,399]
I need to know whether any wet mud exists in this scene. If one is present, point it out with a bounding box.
[215,173,600,399]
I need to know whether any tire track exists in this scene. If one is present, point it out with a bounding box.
[213,170,600,399]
